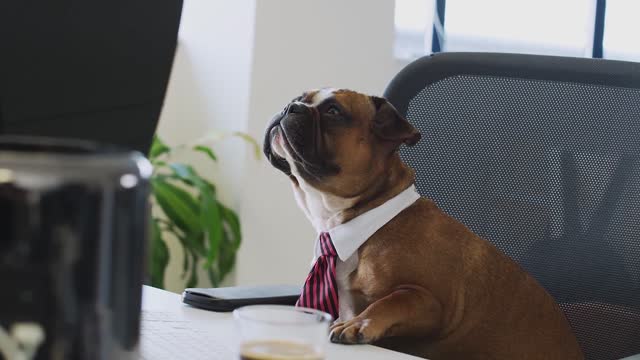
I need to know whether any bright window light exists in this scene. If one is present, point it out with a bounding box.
[444,0,595,57]
[603,0,640,62]
[394,0,435,59]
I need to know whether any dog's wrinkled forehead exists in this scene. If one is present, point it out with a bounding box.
[308,88,342,105]
[296,88,376,119]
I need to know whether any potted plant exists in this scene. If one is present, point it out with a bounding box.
[148,133,259,289]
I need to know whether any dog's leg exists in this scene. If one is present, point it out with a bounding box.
[330,285,442,344]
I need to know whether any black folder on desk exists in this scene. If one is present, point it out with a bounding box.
[182,285,301,312]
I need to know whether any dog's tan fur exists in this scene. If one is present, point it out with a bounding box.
[265,89,584,359]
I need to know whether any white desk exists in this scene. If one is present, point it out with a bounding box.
[140,285,420,359]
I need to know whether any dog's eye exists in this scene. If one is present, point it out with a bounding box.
[326,105,341,116]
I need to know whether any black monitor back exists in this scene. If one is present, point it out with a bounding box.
[0,0,183,154]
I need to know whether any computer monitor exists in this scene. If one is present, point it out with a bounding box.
[0,0,183,154]
[0,2,183,359]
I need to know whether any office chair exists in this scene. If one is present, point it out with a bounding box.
[384,52,640,360]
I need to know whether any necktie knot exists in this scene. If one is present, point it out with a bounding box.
[319,232,337,257]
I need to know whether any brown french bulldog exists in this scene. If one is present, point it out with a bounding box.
[264,88,584,359]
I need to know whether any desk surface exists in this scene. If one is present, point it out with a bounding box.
[140,285,420,359]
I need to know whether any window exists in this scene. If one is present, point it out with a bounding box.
[603,0,640,61]
[394,0,639,62]
[445,0,594,57]
[394,0,435,59]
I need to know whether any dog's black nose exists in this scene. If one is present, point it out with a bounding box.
[286,102,310,115]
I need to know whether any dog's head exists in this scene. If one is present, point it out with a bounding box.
[264,88,420,198]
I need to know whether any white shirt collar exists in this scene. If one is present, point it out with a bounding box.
[314,185,421,261]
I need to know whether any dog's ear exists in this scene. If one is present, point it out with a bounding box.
[370,96,421,147]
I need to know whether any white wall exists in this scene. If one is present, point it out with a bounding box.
[155,0,256,293]
[236,0,400,285]
[157,0,407,291]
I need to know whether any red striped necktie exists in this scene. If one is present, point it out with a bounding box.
[296,232,339,319]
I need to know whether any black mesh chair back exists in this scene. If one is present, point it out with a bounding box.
[384,52,640,360]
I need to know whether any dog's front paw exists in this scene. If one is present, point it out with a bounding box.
[329,317,383,345]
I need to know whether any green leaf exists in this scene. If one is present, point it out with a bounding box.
[181,245,190,279]
[199,185,223,267]
[183,231,207,258]
[169,163,197,179]
[151,178,201,236]
[232,131,261,159]
[194,145,217,162]
[153,160,168,168]
[168,163,216,193]
[220,204,241,249]
[186,252,199,288]
[149,218,170,288]
[207,266,221,288]
[168,230,199,277]
[150,135,171,159]
[218,231,237,278]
